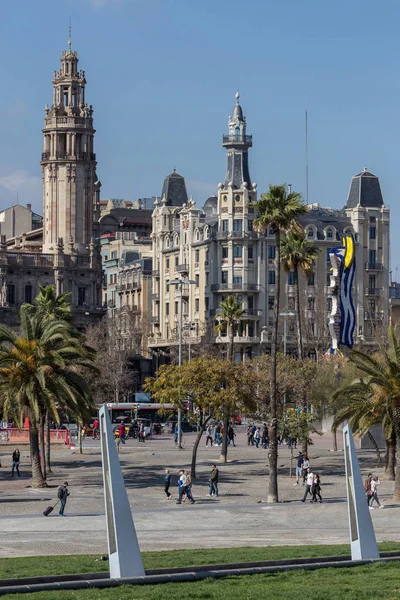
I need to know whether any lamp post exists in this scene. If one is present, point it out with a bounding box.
[167,278,196,449]
[279,311,295,356]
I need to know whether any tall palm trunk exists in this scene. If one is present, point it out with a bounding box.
[268,229,280,503]
[39,413,46,481]
[393,414,400,500]
[386,432,396,481]
[45,411,52,474]
[30,423,46,488]
[220,327,234,463]
[294,266,303,361]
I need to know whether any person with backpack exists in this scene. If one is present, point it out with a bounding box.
[369,476,384,509]
[58,482,69,517]
[364,472,373,505]
[209,464,219,497]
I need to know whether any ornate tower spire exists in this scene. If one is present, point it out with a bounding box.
[41,42,100,254]
[222,92,252,189]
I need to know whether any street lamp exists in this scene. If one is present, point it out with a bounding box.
[279,311,295,356]
[167,278,196,448]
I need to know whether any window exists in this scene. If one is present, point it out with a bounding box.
[175,256,179,266]
[233,219,242,232]
[288,272,295,285]
[222,271,228,284]
[327,298,332,313]
[233,246,243,258]
[111,251,117,259]
[308,273,315,286]
[369,275,376,289]
[205,296,209,310]
[78,287,86,306]
[6,284,15,305]
[195,274,199,287]
[166,258,170,269]
[248,323,254,337]
[268,245,276,259]
[248,246,253,259]
[195,250,199,262]
[369,249,376,264]
[307,297,315,310]
[195,298,199,312]
[233,276,242,285]
[368,299,376,312]
[326,248,332,262]
[268,295,274,309]
[326,273,331,285]
[222,246,228,259]
[166,303,169,316]
[288,298,295,310]
[268,271,275,285]
[326,229,333,239]
[248,220,253,232]
[248,296,254,309]
[369,226,376,239]
[206,272,209,286]
[223,195,228,202]
[268,226,275,236]
[235,194,241,202]
[174,301,179,315]
[24,285,32,305]
[222,220,229,232]
[307,228,314,239]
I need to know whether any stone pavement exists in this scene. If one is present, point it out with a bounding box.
[0,428,397,557]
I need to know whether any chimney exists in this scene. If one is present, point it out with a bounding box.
[26,203,32,211]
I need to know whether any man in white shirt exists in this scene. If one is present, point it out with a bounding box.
[301,468,314,502]
[177,470,187,504]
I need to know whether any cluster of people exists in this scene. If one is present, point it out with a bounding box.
[294,453,322,503]
[247,423,269,448]
[164,464,220,503]
[205,423,236,447]
[364,473,384,509]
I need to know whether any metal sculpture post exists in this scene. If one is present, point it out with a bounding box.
[343,424,379,560]
[99,405,145,578]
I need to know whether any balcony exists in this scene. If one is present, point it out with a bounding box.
[151,293,159,300]
[210,308,262,318]
[41,151,96,162]
[107,299,116,308]
[216,231,229,240]
[211,283,260,293]
[286,285,296,295]
[216,334,260,344]
[152,269,160,277]
[365,311,385,320]
[176,263,189,273]
[366,288,382,296]
[116,280,141,292]
[151,315,160,324]
[365,263,383,271]
[174,285,191,297]
[222,134,253,145]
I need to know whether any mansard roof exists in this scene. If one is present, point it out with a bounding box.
[346,168,384,209]
[161,170,188,207]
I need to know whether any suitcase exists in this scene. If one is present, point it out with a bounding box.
[43,505,54,517]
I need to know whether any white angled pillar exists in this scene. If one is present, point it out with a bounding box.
[99,405,145,578]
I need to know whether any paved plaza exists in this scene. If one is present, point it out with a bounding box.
[0,428,397,557]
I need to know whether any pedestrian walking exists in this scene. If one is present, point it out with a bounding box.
[254,427,261,448]
[369,476,384,509]
[301,468,314,502]
[294,452,304,486]
[115,435,121,453]
[364,473,373,506]
[11,448,20,477]
[184,471,195,504]
[177,470,186,504]
[118,423,126,445]
[57,481,69,517]
[205,425,213,447]
[209,464,219,496]
[302,456,310,485]
[261,424,268,449]
[164,468,172,499]
[311,473,322,503]
[228,425,236,447]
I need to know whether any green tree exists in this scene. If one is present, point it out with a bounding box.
[214,296,245,463]
[22,284,73,471]
[0,311,97,487]
[253,185,308,502]
[345,327,400,499]
[280,230,319,360]
[144,357,256,477]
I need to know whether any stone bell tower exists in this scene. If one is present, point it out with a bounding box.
[41,34,101,254]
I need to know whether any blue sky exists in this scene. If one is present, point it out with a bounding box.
[0,0,400,269]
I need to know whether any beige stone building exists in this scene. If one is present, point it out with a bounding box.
[0,40,104,329]
[148,95,390,359]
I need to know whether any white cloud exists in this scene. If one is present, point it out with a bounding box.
[0,166,42,213]
[7,98,31,118]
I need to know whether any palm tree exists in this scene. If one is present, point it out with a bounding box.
[23,284,72,322]
[253,184,308,503]
[214,296,244,462]
[0,311,97,487]
[346,327,400,498]
[22,285,73,471]
[280,230,319,360]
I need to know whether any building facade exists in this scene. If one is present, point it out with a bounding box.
[0,41,104,329]
[148,95,390,359]
[0,204,42,240]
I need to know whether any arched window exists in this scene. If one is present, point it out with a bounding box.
[235,127,240,138]
[326,228,333,239]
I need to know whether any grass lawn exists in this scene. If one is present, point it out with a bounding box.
[1,544,400,600]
